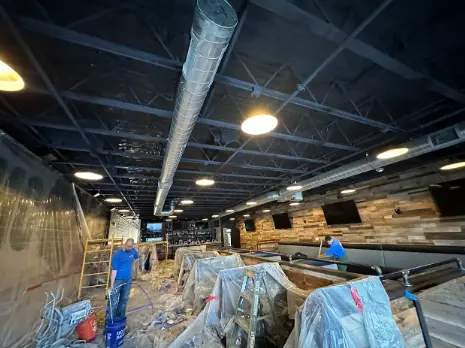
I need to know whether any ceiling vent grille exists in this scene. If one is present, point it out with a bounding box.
[429,128,459,146]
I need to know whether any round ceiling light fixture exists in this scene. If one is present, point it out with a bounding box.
[229,217,235,221]
[195,178,215,186]
[105,198,122,203]
[289,202,300,206]
[180,200,194,205]
[440,162,465,171]
[173,209,183,213]
[202,218,208,221]
[74,171,103,181]
[243,214,250,217]
[168,215,177,219]
[286,184,303,191]
[241,114,278,135]
[376,167,385,173]
[0,60,25,92]
[340,189,356,194]
[165,219,172,222]
[211,214,219,218]
[376,147,409,160]
[262,209,271,213]
[226,209,235,213]
[246,201,257,206]
[119,209,130,213]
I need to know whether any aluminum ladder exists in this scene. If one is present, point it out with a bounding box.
[77,238,123,299]
[230,269,278,348]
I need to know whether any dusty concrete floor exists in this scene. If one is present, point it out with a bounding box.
[82,260,196,348]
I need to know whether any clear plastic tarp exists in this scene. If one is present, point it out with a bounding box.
[284,276,405,348]
[170,263,300,348]
[182,254,244,314]
[173,246,207,277]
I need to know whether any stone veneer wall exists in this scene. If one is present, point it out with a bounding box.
[238,165,465,250]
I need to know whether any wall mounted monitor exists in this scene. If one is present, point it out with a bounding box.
[244,219,256,232]
[322,200,362,225]
[146,222,163,233]
[429,178,465,217]
[272,213,292,229]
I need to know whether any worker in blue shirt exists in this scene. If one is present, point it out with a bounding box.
[107,238,139,318]
[319,235,348,271]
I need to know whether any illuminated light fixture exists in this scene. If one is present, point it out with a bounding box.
[229,217,235,221]
[202,218,208,221]
[286,184,302,191]
[119,209,130,213]
[195,178,215,186]
[74,171,103,181]
[243,214,250,217]
[376,167,384,173]
[93,192,101,198]
[0,60,25,91]
[180,200,194,205]
[211,214,219,218]
[246,201,257,206]
[376,147,409,160]
[289,202,300,206]
[165,219,172,222]
[262,209,270,213]
[226,209,235,213]
[105,198,122,203]
[440,162,465,171]
[341,189,356,194]
[241,114,278,135]
[174,209,183,213]
[168,215,177,219]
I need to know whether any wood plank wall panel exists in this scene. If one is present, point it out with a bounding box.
[238,166,465,250]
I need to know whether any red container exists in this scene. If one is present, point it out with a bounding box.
[76,312,97,341]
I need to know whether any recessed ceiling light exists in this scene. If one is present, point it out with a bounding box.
[168,215,177,218]
[246,201,257,205]
[196,178,215,186]
[229,217,235,221]
[376,167,384,173]
[165,219,172,222]
[243,214,250,217]
[376,147,409,160]
[93,192,101,198]
[180,200,194,205]
[262,209,270,213]
[289,202,300,206]
[341,189,356,194]
[74,171,103,181]
[440,162,465,171]
[119,209,130,213]
[173,209,183,213]
[241,114,278,135]
[202,218,208,221]
[211,214,219,218]
[0,60,25,91]
[286,184,302,191]
[105,198,122,203]
[226,209,235,213]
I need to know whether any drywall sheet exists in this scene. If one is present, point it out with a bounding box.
[0,131,95,347]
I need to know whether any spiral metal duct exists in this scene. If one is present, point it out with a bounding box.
[154,0,237,215]
[219,121,465,217]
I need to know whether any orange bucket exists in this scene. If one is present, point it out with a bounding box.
[75,312,97,341]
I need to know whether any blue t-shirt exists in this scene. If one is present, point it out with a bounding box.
[112,248,139,280]
[324,238,346,258]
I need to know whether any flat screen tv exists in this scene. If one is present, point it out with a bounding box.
[244,219,256,232]
[322,200,361,225]
[146,222,163,233]
[272,213,292,229]
[429,178,465,217]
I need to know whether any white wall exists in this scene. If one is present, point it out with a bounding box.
[108,212,141,243]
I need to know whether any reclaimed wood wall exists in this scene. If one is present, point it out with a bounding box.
[238,166,465,249]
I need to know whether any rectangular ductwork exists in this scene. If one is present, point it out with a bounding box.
[154,0,237,215]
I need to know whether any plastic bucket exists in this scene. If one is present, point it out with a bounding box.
[106,316,126,348]
[75,312,97,341]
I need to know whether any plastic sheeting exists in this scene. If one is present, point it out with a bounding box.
[170,263,300,348]
[0,131,108,347]
[284,276,405,348]
[183,254,244,314]
[173,246,207,277]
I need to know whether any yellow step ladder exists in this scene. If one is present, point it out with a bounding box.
[78,238,123,299]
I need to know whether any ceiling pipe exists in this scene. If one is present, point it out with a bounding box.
[154,0,238,215]
[219,121,465,217]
